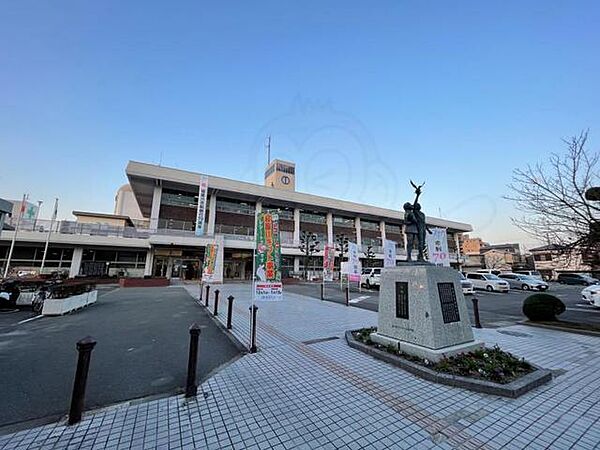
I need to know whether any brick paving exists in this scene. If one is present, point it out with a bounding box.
[1,283,599,449]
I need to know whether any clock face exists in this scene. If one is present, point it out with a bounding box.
[281,175,290,185]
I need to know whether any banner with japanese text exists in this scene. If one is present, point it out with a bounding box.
[323,244,335,282]
[383,239,397,268]
[195,176,209,236]
[254,212,283,301]
[201,241,219,282]
[426,228,450,267]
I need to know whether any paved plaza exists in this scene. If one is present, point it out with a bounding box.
[1,283,599,449]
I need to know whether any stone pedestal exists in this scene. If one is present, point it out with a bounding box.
[371,265,482,362]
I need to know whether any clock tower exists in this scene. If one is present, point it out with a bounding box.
[264,159,296,191]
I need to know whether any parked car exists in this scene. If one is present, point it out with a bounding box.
[557,273,599,286]
[361,268,381,289]
[466,273,510,292]
[459,273,474,295]
[499,273,549,291]
[581,285,600,307]
[513,270,543,280]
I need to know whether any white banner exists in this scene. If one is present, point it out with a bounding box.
[426,228,450,267]
[383,239,397,268]
[195,176,209,236]
[343,242,361,276]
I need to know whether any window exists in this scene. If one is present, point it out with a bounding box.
[216,199,255,215]
[300,212,326,224]
[161,189,198,209]
[361,220,379,231]
[333,216,354,227]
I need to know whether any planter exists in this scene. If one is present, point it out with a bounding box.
[42,290,98,316]
[346,330,552,398]
[118,278,170,288]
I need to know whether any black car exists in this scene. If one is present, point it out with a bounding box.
[557,273,599,286]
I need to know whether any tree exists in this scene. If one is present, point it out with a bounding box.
[506,131,600,264]
[363,245,375,268]
[298,231,320,280]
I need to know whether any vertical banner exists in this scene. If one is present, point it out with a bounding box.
[323,244,335,282]
[426,228,450,266]
[345,242,361,282]
[383,239,397,268]
[202,241,219,282]
[195,176,209,236]
[254,212,283,301]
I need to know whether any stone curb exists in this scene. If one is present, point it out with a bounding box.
[520,320,600,337]
[345,330,553,398]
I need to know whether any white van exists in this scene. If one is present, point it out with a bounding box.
[361,268,381,288]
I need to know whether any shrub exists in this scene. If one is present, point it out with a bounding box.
[522,293,565,321]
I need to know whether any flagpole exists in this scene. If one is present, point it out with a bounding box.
[40,198,58,274]
[4,194,28,278]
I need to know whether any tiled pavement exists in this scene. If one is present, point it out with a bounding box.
[1,284,600,449]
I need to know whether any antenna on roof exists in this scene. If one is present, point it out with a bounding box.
[265,135,271,165]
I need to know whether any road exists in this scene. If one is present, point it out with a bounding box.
[0,286,240,433]
[285,281,600,327]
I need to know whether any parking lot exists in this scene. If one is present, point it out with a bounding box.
[285,281,600,327]
[0,286,240,433]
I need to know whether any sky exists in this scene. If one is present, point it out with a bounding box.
[1,1,599,249]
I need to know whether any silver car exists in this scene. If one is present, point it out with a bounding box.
[499,273,549,291]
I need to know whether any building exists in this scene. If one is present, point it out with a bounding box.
[530,244,593,280]
[0,160,473,280]
[114,184,144,220]
[461,236,484,255]
[0,199,12,233]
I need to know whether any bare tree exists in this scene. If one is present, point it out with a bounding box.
[506,131,600,264]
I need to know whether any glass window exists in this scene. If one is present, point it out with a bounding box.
[300,212,326,224]
[333,216,354,227]
[385,223,402,234]
[216,199,255,215]
[361,220,379,231]
[161,189,198,209]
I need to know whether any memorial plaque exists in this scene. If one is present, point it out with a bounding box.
[437,282,460,323]
[395,281,409,319]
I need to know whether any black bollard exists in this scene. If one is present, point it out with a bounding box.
[213,289,220,316]
[472,297,482,329]
[345,284,350,306]
[199,282,203,302]
[204,285,210,307]
[320,283,324,301]
[185,323,201,397]
[226,295,234,329]
[68,336,97,425]
[249,305,258,354]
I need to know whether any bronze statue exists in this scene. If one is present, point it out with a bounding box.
[404,181,432,261]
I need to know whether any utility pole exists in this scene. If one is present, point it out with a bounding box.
[4,194,28,278]
[265,135,271,165]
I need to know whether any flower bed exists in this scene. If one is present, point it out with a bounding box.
[353,327,533,384]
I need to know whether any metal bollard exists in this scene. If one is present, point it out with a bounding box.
[68,336,97,425]
[249,305,258,354]
[204,285,210,307]
[345,285,350,306]
[213,289,220,316]
[320,283,324,301]
[471,297,482,329]
[226,295,234,329]
[185,323,201,397]
[199,282,203,302]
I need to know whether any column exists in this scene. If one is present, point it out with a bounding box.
[207,193,217,235]
[69,247,83,278]
[455,233,462,268]
[150,184,162,231]
[355,217,362,247]
[326,212,333,245]
[144,248,154,277]
[293,208,300,245]
[293,256,300,274]
[380,220,386,244]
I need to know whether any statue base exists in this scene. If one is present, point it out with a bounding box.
[373,265,483,363]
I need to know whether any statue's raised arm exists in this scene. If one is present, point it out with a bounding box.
[410,180,425,206]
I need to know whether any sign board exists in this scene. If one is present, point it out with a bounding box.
[202,241,218,282]
[254,212,282,301]
[426,228,450,267]
[383,239,397,268]
[195,176,209,236]
[323,244,335,282]
[346,242,361,275]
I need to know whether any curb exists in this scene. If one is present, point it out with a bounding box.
[345,331,552,398]
[520,320,600,337]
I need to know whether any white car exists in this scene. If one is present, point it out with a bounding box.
[466,273,510,292]
[499,273,549,291]
[581,285,600,307]
[459,273,474,295]
[360,268,381,289]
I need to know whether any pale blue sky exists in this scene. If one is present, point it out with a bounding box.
[1,1,599,247]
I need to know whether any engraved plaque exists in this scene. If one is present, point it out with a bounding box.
[438,282,460,324]
[395,281,409,319]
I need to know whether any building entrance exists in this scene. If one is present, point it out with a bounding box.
[223,250,253,280]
